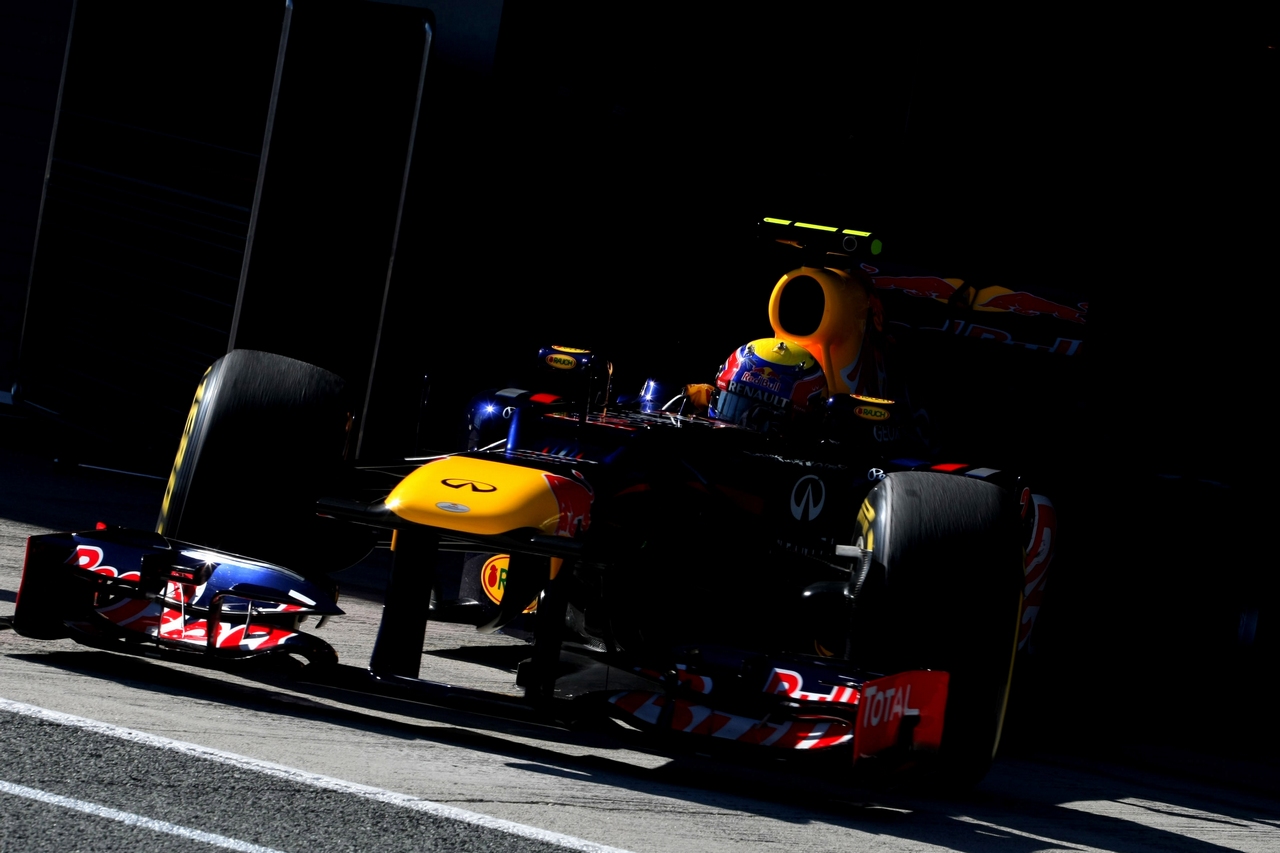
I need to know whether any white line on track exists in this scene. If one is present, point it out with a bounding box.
[0,697,635,853]
[952,815,1107,852]
[0,779,288,853]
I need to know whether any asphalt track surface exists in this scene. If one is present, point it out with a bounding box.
[3,441,1279,852]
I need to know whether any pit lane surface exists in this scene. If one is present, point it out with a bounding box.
[3,444,1279,853]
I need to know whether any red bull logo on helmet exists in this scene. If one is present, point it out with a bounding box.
[740,367,783,393]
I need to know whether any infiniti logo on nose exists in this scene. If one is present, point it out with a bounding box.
[441,479,497,492]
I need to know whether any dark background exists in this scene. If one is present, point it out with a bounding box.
[2,4,1272,476]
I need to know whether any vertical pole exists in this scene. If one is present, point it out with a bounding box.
[17,0,78,375]
[357,20,433,459]
[228,0,294,352]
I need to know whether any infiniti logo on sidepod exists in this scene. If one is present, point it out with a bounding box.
[790,475,826,522]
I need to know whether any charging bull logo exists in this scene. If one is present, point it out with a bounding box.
[791,372,828,413]
[543,471,593,536]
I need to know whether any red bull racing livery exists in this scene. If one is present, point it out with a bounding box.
[11,219,1078,791]
[16,527,342,666]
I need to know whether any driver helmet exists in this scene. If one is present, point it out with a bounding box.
[709,337,827,433]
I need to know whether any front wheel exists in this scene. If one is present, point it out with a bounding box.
[157,350,374,577]
[849,471,1024,790]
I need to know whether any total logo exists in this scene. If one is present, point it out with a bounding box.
[790,475,825,521]
[860,683,919,729]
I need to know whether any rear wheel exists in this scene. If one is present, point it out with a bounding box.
[850,471,1024,790]
[156,349,373,577]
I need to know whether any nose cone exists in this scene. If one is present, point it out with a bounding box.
[385,456,564,536]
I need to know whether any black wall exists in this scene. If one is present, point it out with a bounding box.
[3,6,1275,479]
[14,0,431,469]
[0,1,73,394]
[18,0,280,462]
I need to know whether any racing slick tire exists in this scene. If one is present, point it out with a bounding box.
[156,350,374,577]
[850,471,1024,790]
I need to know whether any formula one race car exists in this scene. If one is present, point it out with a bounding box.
[12,219,1075,790]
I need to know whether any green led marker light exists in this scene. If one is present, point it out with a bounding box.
[871,239,883,255]
[793,222,838,232]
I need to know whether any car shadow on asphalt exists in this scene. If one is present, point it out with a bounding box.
[7,648,1277,853]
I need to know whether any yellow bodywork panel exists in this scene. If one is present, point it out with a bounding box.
[385,456,563,536]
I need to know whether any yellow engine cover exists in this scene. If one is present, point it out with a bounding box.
[768,266,870,395]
